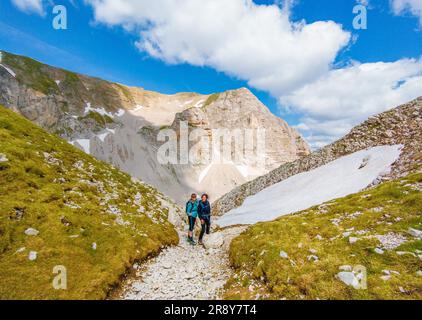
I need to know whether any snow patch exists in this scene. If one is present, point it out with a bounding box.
[73,139,91,154]
[133,105,144,112]
[97,132,109,143]
[96,128,116,142]
[0,64,16,78]
[84,103,126,118]
[198,163,214,183]
[115,109,126,117]
[216,145,403,227]
[235,165,250,178]
[194,100,205,108]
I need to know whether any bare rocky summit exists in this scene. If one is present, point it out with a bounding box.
[213,98,422,215]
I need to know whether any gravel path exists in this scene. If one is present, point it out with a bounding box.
[118,227,245,300]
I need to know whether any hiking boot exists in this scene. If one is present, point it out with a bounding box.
[198,240,204,246]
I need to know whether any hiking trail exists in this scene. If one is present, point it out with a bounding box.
[116,227,245,300]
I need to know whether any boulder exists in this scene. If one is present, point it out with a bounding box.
[24,228,39,236]
[349,237,359,244]
[374,248,384,255]
[28,251,37,261]
[408,228,422,238]
[279,251,289,259]
[337,272,359,288]
[0,153,8,162]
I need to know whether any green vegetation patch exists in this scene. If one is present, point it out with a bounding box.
[116,84,133,102]
[78,111,114,127]
[0,105,178,299]
[2,51,59,95]
[61,71,81,88]
[203,93,220,108]
[224,173,422,300]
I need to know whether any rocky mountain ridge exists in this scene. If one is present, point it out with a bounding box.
[0,50,310,204]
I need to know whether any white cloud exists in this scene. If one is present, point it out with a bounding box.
[85,0,422,149]
[85,0,351,96]
[391,0,422,25]
[11,0,44,15]
[284,58,422,148]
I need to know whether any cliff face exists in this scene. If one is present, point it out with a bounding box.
[213,98,422,215]
[0,50,310,203]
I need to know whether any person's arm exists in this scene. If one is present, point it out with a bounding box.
[198,203,203,219]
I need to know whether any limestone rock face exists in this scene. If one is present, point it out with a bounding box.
[0,50,310,204]
[173,88,309,170]
[213,97,422,215]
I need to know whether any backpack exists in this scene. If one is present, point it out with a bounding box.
[186,201,196,216]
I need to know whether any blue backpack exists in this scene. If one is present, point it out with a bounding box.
[186,200,198,218]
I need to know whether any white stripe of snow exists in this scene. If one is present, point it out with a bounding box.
[198,163,214,183]
[115,109,126,117]
[97,132,109,142]
[84,103,126,118]
[236,165,250,178]
[194,100,205,108]
[74,139,90,154]
[216,145,403,227]
[134,105,144,111]
[0,64,16,77]
[97,128,117,142]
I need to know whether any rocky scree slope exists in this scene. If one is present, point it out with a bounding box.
[0,105,180,299]
[213,98,422,216]
[0,50,310,204]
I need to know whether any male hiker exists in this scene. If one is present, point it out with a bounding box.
[198,194,211,246]
[186,193,199,245]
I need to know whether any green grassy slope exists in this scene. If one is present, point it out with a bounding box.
[224,172,422,300]
[0,106,179,300]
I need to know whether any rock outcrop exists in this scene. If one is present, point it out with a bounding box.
[213,98,422,215]
[0,50,310,204]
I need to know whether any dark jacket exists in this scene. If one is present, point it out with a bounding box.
[198,200,211,218]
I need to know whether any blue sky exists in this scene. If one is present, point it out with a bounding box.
[0,0,421,148]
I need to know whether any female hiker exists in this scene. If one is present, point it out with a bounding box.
[185,193,199,245]
[198,194,211,246]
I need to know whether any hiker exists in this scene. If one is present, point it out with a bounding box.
[198,194,211,245]
[186,193,199,244]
